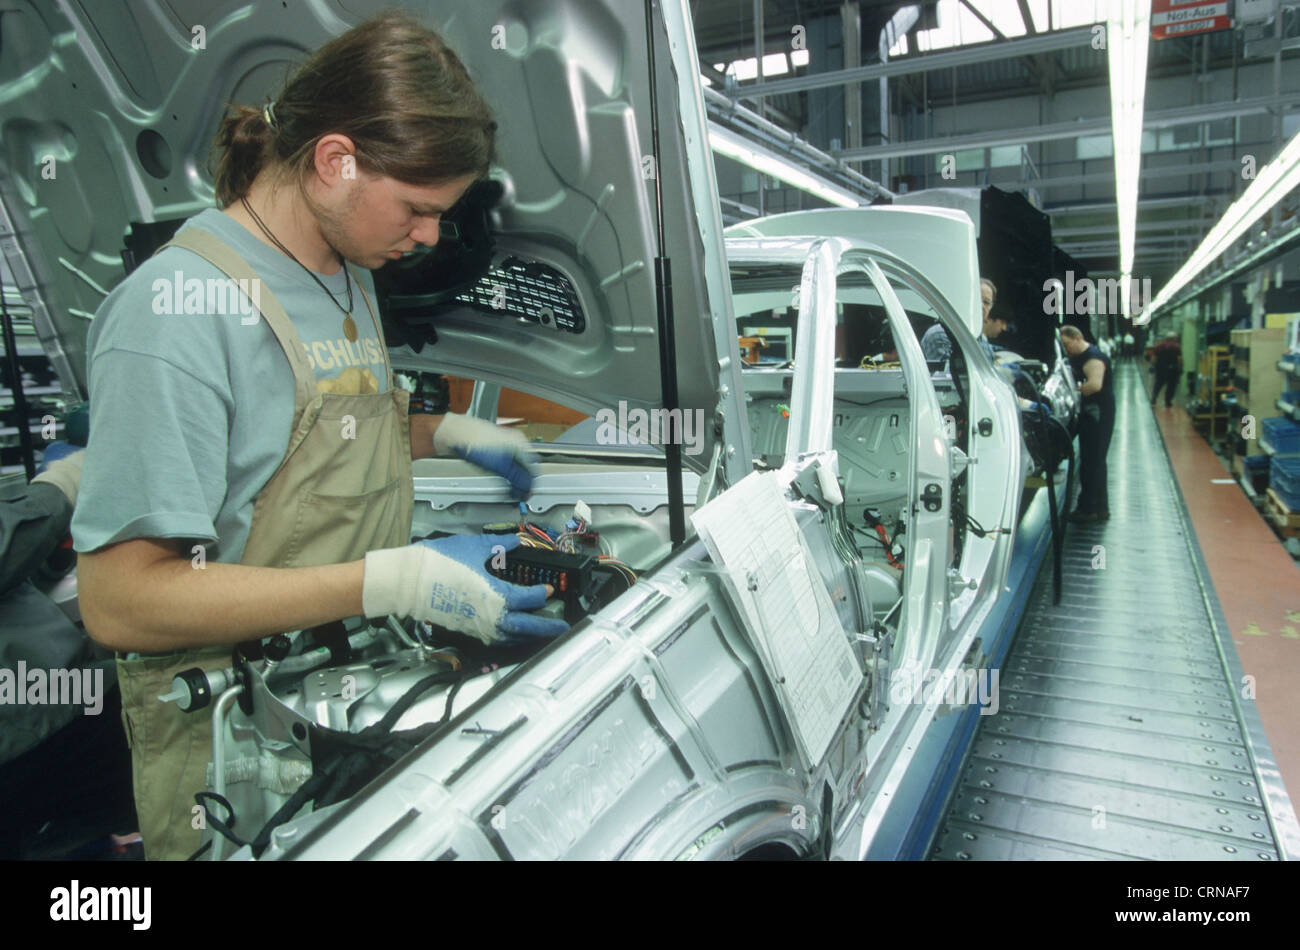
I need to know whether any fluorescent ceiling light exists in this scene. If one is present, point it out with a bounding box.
[1106,0,1151,317]
[708,124,862,208]
[722,54,790,82]
[761,53,790,76]
[1147,127,1300,315]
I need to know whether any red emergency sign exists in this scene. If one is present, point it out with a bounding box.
[1151,0,1233,40]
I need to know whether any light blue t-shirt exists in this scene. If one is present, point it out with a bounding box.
[72,208,392,563]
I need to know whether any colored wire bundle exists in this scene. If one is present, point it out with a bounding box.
[598,555,637,586]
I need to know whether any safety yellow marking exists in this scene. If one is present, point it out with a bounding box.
[1287,610,1300,624]
[1281,626,1300,640]
[1243,622,1268,637]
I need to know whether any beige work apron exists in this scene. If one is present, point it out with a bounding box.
[114,228,413,860]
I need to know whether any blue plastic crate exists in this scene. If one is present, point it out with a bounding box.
[1261,417,1300,454]
[1271,457,1300,506]
[1260,416,1298,436]
[1243,454,1270,471]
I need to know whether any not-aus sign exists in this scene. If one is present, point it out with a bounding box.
[1152,0,1233,40]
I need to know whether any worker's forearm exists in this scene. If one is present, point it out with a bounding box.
[410,412,445,460]
[1080,381,1101,396]
[81,557,365,653]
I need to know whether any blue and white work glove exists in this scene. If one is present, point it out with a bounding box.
[432,412,537,500]
[31,444,85,504]
[361,533,568,645]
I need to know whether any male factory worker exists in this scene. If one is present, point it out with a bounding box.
[1059,325,1115,523]
[72,13,566,861]
[920,278,1003,363]
[1150,331,1183,409]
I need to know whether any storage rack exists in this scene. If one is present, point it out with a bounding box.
[1260,318,1300,535]
[0,285,65,475]
[1225,328,1286,496]
[1231,327,1287,426]
[1190,345,1231,441]
[1278,317,1300,425]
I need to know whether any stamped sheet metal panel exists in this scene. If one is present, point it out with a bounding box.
[0,0,751,476]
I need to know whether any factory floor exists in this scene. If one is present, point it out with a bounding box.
[1153,374,1300,834]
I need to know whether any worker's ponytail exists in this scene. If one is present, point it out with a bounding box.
[211,104,275,209]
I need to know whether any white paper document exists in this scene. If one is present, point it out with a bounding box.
[690,471,861,765]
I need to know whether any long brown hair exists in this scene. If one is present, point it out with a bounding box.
[211,11,495,207]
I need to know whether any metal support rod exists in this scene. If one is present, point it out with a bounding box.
[644,0,686,547]
[209,685,244,861]
[753,0,764,121]
[1275,3,1284,150]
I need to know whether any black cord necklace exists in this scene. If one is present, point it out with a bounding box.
[240,196,358,342]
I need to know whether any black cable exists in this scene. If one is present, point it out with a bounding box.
[248,771,330,857]
[832,395,908,409]
[187,840,211,861]
[189,791,246,858]
[245,668,464,855]
[852,523,889,549]
[439,673,468,726]
[368,669,462,736]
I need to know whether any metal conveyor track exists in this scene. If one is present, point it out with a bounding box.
[929,363,1294,861]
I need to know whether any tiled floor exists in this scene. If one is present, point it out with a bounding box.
[1153,387,1300,816]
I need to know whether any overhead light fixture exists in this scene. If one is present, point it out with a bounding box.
[1147,127,1300,316]
[1106,0,1152,319]
[708,123,862,209]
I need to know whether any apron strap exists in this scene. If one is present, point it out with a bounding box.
[348,267,396,389]
[160,228,318,416]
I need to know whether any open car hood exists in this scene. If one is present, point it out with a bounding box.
[0,0,747,481]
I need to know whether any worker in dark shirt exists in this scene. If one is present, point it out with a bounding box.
[1059,325,1115,523]
[1150,331,1182,409]
[0,448,135,857]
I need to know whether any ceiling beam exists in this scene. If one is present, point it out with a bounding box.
[838,93,1300,161]
[1053,221,1210,237]
[1016,159,1248,193]
[723,26,1096,99]
[959,0,1006,41]
[1046,194,1230,213]
[1015,0,1037,35]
